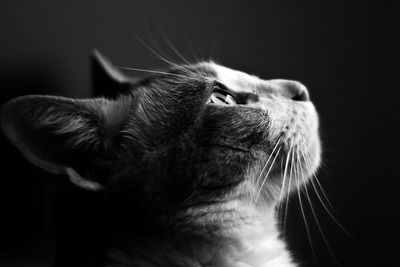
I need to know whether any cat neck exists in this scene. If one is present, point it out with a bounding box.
[100,208,295,267]
[208,208,296,267]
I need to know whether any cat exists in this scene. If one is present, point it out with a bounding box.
[1,51,320,267]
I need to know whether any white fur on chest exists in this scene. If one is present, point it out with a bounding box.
[211,209,296,267]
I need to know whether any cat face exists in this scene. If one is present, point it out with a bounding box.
[1,52,320,232]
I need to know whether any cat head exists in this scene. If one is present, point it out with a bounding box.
[1,51,320,233]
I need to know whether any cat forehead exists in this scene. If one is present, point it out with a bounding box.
[195,62,263,92]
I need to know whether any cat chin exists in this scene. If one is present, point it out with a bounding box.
[259,131,321,206]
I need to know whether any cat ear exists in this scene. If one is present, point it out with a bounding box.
[91,50,134,98]
[1,95,124,191]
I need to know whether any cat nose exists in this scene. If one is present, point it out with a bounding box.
[269,79,310,102]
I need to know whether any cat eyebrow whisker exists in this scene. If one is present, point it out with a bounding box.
[187,41,202,64]
[133,34,197,77]
[117,66,190,79]
[159,30,196,70]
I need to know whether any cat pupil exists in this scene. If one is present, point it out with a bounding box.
[215,95,228,103]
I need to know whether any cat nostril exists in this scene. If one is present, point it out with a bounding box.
[270,80,310,102]
[292,87,309,102]
[284,81,309,102]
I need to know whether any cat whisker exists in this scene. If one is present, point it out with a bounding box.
[255,138,281,187]
[310,174,354,240]
[255,145,282,202]
[297,147,340,265]
[294,146,318,265]
[318,157,331,172]
[276,142,293,219]
[311,175,334,210]
[298,142,334,210]
[282,145,295,239]
[298,143,354,240]
[117,66,190,79]
[278,143,293,204]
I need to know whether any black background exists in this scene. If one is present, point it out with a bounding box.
[0,0,398,266]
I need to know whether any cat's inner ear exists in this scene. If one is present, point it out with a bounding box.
[1,96,125,191]
[91,50,137,98]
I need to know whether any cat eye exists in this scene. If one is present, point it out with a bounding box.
[209,86,236,105]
